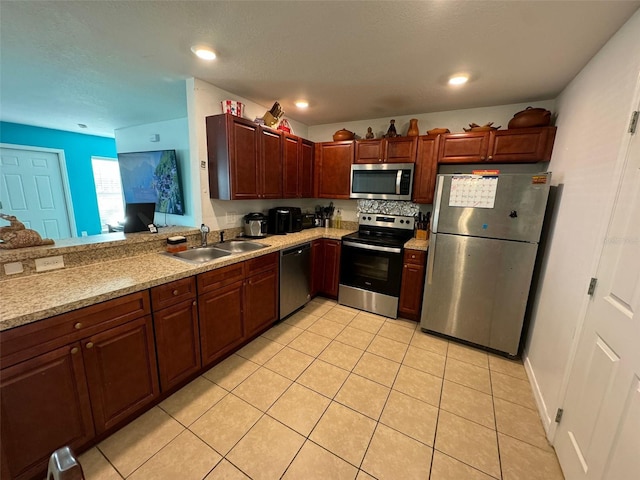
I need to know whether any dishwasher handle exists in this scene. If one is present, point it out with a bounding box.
[281,242,311,257]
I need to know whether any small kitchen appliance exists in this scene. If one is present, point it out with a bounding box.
[301,213,317,229]
[421,172,551,356]
[268,207,303,235]
[339,213,415,318]
[243,212,268,238]
[350,163,414,201]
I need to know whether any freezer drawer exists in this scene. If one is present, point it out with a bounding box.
[420,233,538,355]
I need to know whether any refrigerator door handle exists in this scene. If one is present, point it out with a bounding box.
[426,234,436,285]
[431,175,445,233]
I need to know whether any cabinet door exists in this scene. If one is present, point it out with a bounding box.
[355,139,384,163]
[259,127,283,198]
[311,239,324,297]
[385,136,417,163]
[153,299,200,391]
[488,127,556,163]
[244,268,279,338]
[299,139,314,198]
[322,240,341,298]
[398,262,426,320]
[199,281,244,368]
[438,132,491,163]
[83,315,159,434]
[283,134,299,198]
[413,135,440,204]
[229,117,260,199]
[316,142,354,199]
[0,343,94,480]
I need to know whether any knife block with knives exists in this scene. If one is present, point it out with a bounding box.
[415,211,431,240]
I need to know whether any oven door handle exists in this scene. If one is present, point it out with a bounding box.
[342,240,402,254]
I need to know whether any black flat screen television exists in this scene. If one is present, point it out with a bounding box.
[123,202,156,233]
[117,149,184,215]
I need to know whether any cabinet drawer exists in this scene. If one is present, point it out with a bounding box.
[151,277,196,311]
[197,263,245,294]
[245,252,279,276]
[404,249,426,265]
[0,291,151,368]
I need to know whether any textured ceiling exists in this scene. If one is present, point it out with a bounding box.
[1,1,638,137]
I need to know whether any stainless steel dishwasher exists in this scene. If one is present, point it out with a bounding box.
[280,242,311,319]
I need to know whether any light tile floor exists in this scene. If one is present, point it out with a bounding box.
[79,298,565,480]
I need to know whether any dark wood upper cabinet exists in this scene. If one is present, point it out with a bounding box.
[315,141,354,199]
[438,127,556,164]
[354,137,417,164]
[283,134,315,198]
[413,135,440,204]
[206,113,283,199]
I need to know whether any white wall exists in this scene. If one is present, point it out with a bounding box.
[524,10,640,437]
[114,117,195,228]
[308,100,556,142]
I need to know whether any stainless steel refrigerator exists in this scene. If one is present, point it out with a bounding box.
[420,172,551,356]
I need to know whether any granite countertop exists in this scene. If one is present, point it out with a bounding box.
[0,228,353,331]
[0,227,429,331]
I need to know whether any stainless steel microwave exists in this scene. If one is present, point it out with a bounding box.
[350,163,414,201]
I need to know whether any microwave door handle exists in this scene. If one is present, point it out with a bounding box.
[396,170,402,194]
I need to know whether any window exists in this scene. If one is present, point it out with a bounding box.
[91,157,124,233]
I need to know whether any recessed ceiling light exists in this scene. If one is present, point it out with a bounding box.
[448,74,469,86]
[295,101,309,109]
[190,45,216,61]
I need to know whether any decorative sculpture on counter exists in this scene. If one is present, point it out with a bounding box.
[0,213,55,249]
[385,119,398,138]
[365,127,374,139]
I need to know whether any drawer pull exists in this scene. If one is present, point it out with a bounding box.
[74,322,82,329]
[85,342,94,349]
[70,347,79,355]
[172,289,179,296]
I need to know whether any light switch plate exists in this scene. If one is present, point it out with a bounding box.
[35,255,65,272]
[4,262,24,275]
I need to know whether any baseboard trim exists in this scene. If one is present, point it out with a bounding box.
[523,354,556,441]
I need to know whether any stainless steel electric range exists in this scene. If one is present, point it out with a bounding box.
[338,213,415,318]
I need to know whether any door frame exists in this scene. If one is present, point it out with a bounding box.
[549,78,640,442]
[0,143,77,237]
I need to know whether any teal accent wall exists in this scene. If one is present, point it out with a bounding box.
[0,122,116,236]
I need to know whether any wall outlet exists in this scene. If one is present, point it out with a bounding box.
[200,161,206,169]
[226,211,237,226]
[4,262,24,275]
[35,255,65,272]
[81,231,88,237]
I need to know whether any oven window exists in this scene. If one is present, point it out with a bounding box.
[352,171,398,194]
[352,255,389,281]
[340,245,403,297]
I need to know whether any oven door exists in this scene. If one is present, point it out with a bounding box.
[340,240,403,297]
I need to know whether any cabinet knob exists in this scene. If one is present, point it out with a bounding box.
[192,300,197,306]
[488,155,493,161]
[74,322,82,329]
[85,342,94,349]
[172,289,179,296]
[70,347,79,355]
[411,254,416,259]
[481,156,486,161]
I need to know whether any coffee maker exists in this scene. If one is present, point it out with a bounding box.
[267,207,302,234]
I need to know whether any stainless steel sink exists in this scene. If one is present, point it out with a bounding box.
[169,246,232,263]
[213,239,268,254]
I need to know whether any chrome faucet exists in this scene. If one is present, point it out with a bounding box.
[200,224,210,247]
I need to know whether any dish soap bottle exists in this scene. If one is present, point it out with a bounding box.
[334,209,342,229]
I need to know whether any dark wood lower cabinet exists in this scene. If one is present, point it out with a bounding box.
[0,343,94,480]
[153,299,201,391]
[322,240,341,298]
[82,315,159,434]
[199,280,244,367]
[398,249,427,321]
[244,267,278,337]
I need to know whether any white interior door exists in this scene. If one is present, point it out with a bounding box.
[554,111,640,479]
[0,146,73,239]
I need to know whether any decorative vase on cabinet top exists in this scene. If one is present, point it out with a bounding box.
[407,119,419,137]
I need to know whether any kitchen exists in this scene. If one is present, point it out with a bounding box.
[1,2,640,480]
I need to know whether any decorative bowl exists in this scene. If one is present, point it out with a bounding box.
[427,128,450,135]
[508,107,552,129]
[463,122,501,132]
[333,128,355,141]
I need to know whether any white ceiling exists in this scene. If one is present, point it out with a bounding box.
[1,1,638,137]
